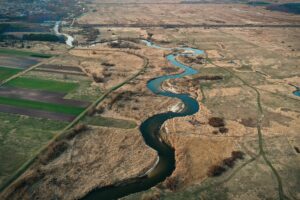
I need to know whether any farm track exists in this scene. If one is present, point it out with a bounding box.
[0,48,149,194]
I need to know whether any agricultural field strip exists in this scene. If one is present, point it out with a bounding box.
[0,48,149,193]
[0,78,89,120]
[0,87,89,107]
[0,56,58,87]
[0,104,75,122]
[37,64,84,72]
[33,68,86,76]
[34,64,86,76]
[0,48,52,58]
[0,67,22,81]
[0,50,90,121]
[0,55,38,69]
[6,77,79,93]
[0,96,84,115]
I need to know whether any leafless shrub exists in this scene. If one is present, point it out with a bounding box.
[39,141,69,165]
[231,151,245,160]
[9,170,44,196]
[108,40,140,49]
[208,117,225,127]
[219,127,229,134]
[101,62,115,67]
[92,73,105,83]
[207,165,227,177]
[96,106,105,114]
[240,118,257,127]
[223,157,235,168]
[208,151,245,176]
[194,75,223,81]
[65,124,88,140]
[87,107,96,116]
[165,177,180,191]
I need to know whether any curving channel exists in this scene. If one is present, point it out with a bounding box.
[293,88,300,97]
[81,40,204,200]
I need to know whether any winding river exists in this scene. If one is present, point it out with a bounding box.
[82,40,204,200]
[53,21,74,47]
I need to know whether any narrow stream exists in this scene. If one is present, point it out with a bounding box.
[81,40,204,200]
[289,84,300,97]
[293,88,300,97]
[53,21,74,47]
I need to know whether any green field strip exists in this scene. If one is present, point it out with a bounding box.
[0,96,84,115]
[84,116,137,129]
[0,50,148,194]
[0,66,23,81]
[0,48,53,58]
[6,77,79,93]
[0,112,68,132]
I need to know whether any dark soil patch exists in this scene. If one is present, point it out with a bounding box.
[0,104,75,121]
[0,55,38,69]
[0,87,89,107]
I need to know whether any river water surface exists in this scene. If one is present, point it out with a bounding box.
[53,21,74,47]
[81,40,204,200]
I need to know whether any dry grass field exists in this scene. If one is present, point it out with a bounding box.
[1,1,299,200]
[78,1,300,25]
